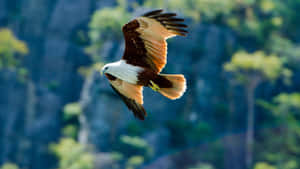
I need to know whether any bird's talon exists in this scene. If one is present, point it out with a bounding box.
[150,80,160,92]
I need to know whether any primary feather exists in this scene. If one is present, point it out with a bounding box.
[122,10,188,73]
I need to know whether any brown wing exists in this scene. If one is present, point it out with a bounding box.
[107,76,146,120]
[122,9,188,73]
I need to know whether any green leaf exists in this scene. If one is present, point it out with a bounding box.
[63,102,82,120]
[50,138,94,169]
[1,163,19,169]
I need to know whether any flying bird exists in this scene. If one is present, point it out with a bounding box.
[101,9,188,120]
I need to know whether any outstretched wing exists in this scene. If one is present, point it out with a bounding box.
[122,9,188,73]
[106,74,146,120]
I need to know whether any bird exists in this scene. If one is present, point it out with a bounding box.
[101,9,188,120]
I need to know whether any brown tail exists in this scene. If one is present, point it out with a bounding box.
[153,74,186,100]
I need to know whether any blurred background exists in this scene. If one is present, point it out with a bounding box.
[1,0,300,169]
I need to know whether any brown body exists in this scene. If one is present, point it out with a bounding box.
[137,69,172,88]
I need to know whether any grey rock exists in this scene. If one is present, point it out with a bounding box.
[0,0,95,168]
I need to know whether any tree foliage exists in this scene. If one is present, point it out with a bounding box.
[254,162,276,169]
[0,28,28,70]
[86,0,130,61]
[258,93,300,169]
[63,102,82,120]
[126,155,144,169]
[0,163,19,169]
[188,163,215,169]
[50,138,94,169]
[224,51,291,84]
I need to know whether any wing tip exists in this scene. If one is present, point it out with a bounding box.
[133,106,147,120]
[110,84,147,120]
[143,9,164,17]
[142,9,188,37]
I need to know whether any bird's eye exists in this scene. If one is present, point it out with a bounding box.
[104,67,109,71]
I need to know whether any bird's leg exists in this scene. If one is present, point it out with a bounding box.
[149,80,160,92]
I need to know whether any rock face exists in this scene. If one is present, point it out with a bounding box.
[0,0,97,168]
[79,71,133,151]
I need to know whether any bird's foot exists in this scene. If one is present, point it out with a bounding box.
[149,80,160,92]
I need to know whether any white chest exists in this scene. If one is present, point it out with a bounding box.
[108,60,143,84]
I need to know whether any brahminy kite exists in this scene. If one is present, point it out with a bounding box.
[101,9,188,120]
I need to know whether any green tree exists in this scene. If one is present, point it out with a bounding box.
[119,135,153,158]
[143,0,235,21]
[0,28,28,70]
[50,138,94,169]
[125,156,144,169]
[268,34,300,68]
[224,51,291,169]
[254,162,276,169]
[0,163,19,169]
[63,102,82,120]
[86,0,130,61]
[61,102,82,139]
[258,93,300,169]
[188,163,215,169]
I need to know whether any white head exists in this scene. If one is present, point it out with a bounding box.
[101,64,109,75]
[101,61,120,77]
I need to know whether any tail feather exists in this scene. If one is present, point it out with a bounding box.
[155,74,186,100]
